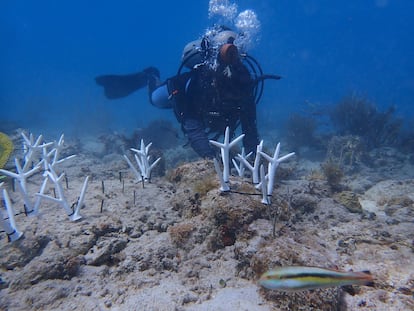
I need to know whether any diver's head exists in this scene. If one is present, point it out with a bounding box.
[181,26,240,70]
[211,29,237,46]
[213,28,240,65]
[208,26,240,66]
[182,39,204,69]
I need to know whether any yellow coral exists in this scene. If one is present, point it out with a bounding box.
[0,132,13,168]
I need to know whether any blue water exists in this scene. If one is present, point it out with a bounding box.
[1,0,413,138]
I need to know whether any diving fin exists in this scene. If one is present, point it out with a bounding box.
[95,67,160,99]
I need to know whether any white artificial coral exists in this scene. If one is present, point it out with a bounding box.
[232,147,252,177]
[0,131,89,242]
[236,140,263,185]
[36,165,87,221]
[210,126,244,185]
[210,127,295,205]
[259,142,295,201]
[0,189,24,242]
[125,139,161,182]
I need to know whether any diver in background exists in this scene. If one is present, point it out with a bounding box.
[95,25,280,158]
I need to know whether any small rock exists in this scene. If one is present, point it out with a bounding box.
[84,237,128,266]
[182,292,198,304]
[335,191,362,213]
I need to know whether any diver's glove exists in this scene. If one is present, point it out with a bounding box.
[95,66,160,99]
[144,67,161,94]
[143,67,160,79]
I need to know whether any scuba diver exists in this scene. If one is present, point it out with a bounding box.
[95,25,280,158]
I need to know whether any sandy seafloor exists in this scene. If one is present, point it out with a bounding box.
[0,129,413,311]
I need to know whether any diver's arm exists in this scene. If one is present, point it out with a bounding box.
[182,118,215,158]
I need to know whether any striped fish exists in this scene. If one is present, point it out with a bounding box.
[259,266,374,291]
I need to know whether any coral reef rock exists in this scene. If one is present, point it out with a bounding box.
[1,157,413,311]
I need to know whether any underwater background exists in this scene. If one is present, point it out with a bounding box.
[1,0,414,139]
[2,2,414,310]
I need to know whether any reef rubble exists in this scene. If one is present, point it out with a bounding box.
[0,134,413,311]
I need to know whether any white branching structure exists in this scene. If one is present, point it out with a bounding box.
[21,133,44,172]
[260,164,269,205]
[213,158,230,192]
[210,127,295,205]
[39,134,76,171]
[0,131,89,241]
[0,158,41,214]
[36,165,88,221]
[0,189,24,242]
[32,177,48,216]
[0,132,77,215]
[210,126,245,186]
[124,139,161,182]
[123,155,142,182]
[259,142,295,202]
[232,147,252,177]
[237,140,263,185]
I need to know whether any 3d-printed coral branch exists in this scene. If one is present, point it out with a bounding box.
[38,134,76,171]
[0,189,23,242]
[0,158,41,212]
[214,158,230,192]
[1,131,87,241]
[210,126,244,184]
[232,147,252,177]
[76,176,89,214]
[237,140,263,185]
[36,165,86,221]
[21,132,44,172]
[123,155,142,182]
[31,177,48,216]
[259,142,295,198]
[126,139,161,181]
[260,164,269,205]
[39,141,55,171]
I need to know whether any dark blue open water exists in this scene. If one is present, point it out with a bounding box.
[1,0,413,139]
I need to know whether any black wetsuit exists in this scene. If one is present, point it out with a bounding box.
[95,60,260,158]
[171,61,259,158]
